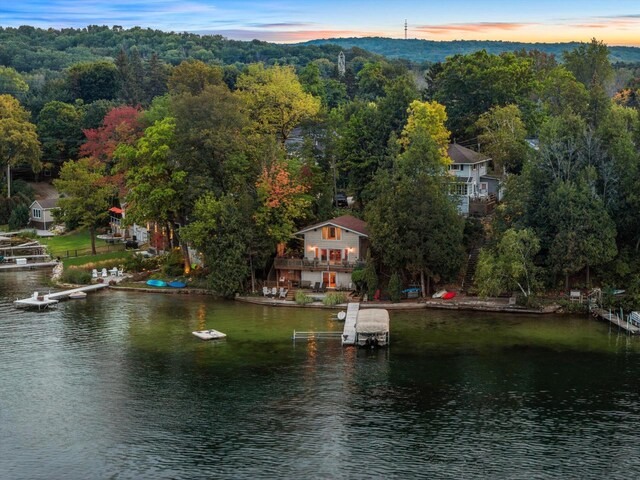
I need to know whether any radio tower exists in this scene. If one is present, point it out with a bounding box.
[404,19,407,40]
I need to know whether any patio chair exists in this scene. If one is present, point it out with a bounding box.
[278,287,285,298]
[92,269,98,278]
[312,282,321,292]
[279,288,288,299]
[271,287,277,297]
[101,268,108,278]
[262,286,270,297]
[117,268,124,277]
[320,283,327,293]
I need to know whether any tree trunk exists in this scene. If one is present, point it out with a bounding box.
[6,164,11,199]
[420,270,426,298]
[564,272,569,291]
[586,264,590,289]
[249,252,256,293]
[172,224,191,274]
[90,225,96,255]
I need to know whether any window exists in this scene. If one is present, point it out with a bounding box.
[322,226,341,240]
[32,208,42,219]
[450,164,461,171]
[320,249,328,261]
[451,184,468,196]
[472,164,477,171]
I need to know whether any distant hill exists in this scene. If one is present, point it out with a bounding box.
[300,37,640,64]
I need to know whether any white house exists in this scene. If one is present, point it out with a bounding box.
[274,215,369,289]
[28,199,59,230]
[447,143,500,215]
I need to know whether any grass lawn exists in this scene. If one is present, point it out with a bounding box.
[40,229,92,255]
[62,250,133,269]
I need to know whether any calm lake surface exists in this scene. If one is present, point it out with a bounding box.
[2,271,640,479]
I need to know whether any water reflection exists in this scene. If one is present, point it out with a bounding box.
[1,272,640,478]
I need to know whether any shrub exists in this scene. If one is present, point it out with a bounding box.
[60,267,92,285]
[388,272,402,303]
[160,249,184,277]
[123,253,159,273]
[8,204,29,230]
[322,292,348,306]
[363,253,378,299]
[295,290,313,305]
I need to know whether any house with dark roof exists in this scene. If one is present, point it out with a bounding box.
[28,198,59,230]
[447,143,500,215]
[274,215,369,289]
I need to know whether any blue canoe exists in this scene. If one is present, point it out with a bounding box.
[146,279,167,287]
[168,281,187,288]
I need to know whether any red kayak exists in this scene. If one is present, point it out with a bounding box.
[442,291,457,300]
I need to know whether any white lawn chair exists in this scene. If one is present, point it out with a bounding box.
[109,267,118,276]
[101,268,108,278]
[278,287,285,299]
[279,288,288,299]
[92,269,98,278]
[263,286,270,297]
[271,287,277,297]
[117,268,124,277]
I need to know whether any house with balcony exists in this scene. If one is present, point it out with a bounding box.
[108,205,148,244]
[274,215,369,290]
[447,143,501,216]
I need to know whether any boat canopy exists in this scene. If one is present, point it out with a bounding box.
[356,309,390,334]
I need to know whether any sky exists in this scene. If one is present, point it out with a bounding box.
[2,0,640,45]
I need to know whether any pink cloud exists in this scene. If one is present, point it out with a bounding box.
[415,22,533,35]
[204,29,384,42]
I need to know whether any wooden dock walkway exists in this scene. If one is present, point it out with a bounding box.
[14,283,109,309]
[592,307,640,334]
[292,331,343,340]
[0,261,58,271]
[342,302,359,346]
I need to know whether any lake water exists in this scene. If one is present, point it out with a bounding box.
[2,271,640,479]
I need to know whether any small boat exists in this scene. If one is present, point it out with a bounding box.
[192,329,227,340]
[146,279,167,287]
[442,291,457,300]
[168,281,186,288]
[432,289,447,299]
[68,291,87,299]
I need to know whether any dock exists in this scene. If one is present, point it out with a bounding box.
[591,307,640,335]
[14,284,109,309]
[341,302,359,345]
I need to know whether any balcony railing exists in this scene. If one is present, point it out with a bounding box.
[274,257,365,271]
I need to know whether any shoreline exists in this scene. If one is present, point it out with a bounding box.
[235,295,562,314]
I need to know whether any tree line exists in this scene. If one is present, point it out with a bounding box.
[2,32,640,305]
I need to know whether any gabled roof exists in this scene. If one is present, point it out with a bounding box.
[30,198,59,209]
[448,144,491,165]
[296,215,369,237]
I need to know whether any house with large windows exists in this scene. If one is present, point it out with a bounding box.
[274,215,368,289]
[447,143,501,216]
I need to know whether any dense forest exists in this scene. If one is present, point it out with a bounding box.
[303,37,640,64]
[2,27,640,308]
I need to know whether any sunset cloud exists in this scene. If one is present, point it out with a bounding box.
[415,22,533,35]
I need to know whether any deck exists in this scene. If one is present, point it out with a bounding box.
[592,307,640,334]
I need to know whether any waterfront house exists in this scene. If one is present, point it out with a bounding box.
[274,215,368,289]
[447,143,501,216]
[108,205,148,244]
[28,199,59,230]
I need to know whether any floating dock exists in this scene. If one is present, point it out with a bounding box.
[591,307,640,335]
[14,284,109,309]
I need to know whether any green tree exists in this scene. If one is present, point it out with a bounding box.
[388,272,402,303]
[0,66,29,99]
[8,203,29,230]
[66,61,120,103]
[236,63,321,145]
[119,117,192,271]
[0,95,41,197]
[563,38,613,88]
[547,177,617,289]
[475,228,540,298]
[37,101,84,167]
[53,158,114,254]
[167,60,223,95]
[476,104,528,175]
